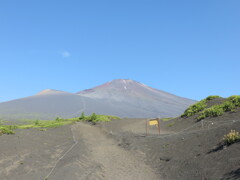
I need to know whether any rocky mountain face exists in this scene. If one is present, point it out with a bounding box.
[0,79,196,120]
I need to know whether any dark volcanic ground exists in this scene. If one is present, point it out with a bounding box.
[99,110,240,180]
[0,106,239,179]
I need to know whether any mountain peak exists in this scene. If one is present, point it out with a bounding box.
[95,79,140,89]
[77,79,166,100]
[78,79,140,94]
[111,79,134,83]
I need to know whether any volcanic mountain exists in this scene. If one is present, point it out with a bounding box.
[0,79,196,120]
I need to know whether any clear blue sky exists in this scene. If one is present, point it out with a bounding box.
[0,0,239,102]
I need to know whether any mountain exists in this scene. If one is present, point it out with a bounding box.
[0,79,196,120]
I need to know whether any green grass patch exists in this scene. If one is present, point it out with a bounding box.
[167,122,174,127]
[0,125,16,135]
[82,113,120,123]
[0,113,120,136]
[161,117,174,121]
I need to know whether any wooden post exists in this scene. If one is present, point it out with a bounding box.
[157,118,160,135]
[146,119,148,136]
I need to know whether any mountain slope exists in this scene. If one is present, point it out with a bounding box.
[77,79,196,117]
[0,79,196,120]
[0,90,87,120]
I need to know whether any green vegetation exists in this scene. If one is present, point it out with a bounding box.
[0,113,120,136]
[197,95,240,120]
[87,114,120,123]
[181,99,207,117]
[167,122,174,127]
[181,95,240,120]
[223,130,240,145]
[0,125,16,135]
[181,95,223,118]
[161,117,174,121]
[197,105,224,120]
[205,95,221,100]
[79,112,85,120]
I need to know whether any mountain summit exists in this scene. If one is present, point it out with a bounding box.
[78,79,186,100]
[77,79,196,116]
[0,79,196,120]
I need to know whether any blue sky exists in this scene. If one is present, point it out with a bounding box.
[0,0,239,102]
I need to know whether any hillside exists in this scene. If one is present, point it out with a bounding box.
[99,95,240,180]
[0,95,239,179]
[0,79,196,120]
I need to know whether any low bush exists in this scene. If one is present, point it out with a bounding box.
[84,114,119,123]
[90,113,97,122]
[205,95,222,101]
[197,105,224,120]
[223,130,240,145]
[35,120,40,125]
[222,101,235,112]
[183,95,240,120]
[79,112,85,120]
[0,126,15,135]
[228,95,240,107]
[204,105,224,117]
[181,99,207,117]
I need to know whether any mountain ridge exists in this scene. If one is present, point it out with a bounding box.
[0,79,196,120]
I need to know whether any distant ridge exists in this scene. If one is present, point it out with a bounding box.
[36,89,68,95]
[0,79,196,120]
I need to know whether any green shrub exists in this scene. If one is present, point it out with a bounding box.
[205,95,221,101]
[0,126,15,135]
[223,130,240,145]
[222,101,235,111]
[35,120,40,125]
[204,105,224,117]
[197,114,206,121]
[83,114,119,123]
[228,95,240,107]
[197,105,224,120]
[79,112,85,120]
[185,95,240,120]
[181,100,207,117]
[90,113,97,122]
[55,117,64,121]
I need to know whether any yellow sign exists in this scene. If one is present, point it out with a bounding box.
[149,120,158,126]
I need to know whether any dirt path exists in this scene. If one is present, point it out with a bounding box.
[48,122,158,180]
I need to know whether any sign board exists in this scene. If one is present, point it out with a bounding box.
[146,118,161,136]
[149,120,158,126]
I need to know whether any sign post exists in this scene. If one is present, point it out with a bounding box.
[146,118,161,136]
[157,118,160,135]
[146,119,148,136]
